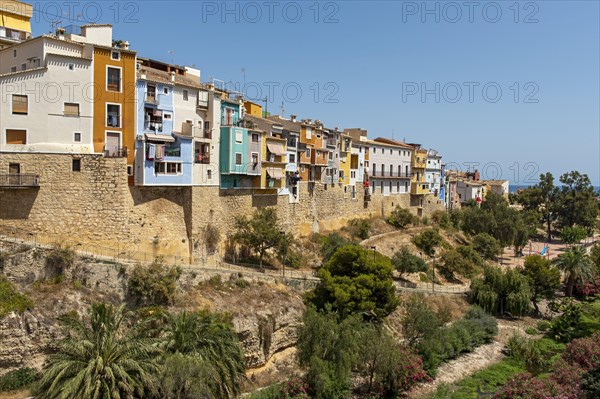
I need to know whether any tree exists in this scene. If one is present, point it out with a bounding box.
[296,307,363,399]
[470,265,531,317]
[591,243,600,273]
[514,172,558,242]
[234,208,285,268]
[439,248,478,279]
[400,294,442,346]
[514,211,539,257]
[391,246,427,277]
[556,171,598,231]
[554,246,594,297]
[472,233,502,260]
[309,245,398,320]
[37,303,160,399]
[521,255,561,314]
[412,228,443,257]
[128,258,181,306]
[158,310,244,399]
[561,226,588,247]
[320,232,351,262]
[387,206,417,228]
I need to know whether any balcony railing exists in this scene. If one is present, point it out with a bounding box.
[202,129,211,139]
[195,153,210,164]
[103,146,128,158]
[144,120,163,132]
[326,139,337,148]
[0,29,30,42]
[145,95,158,104]
[0,174,39,188]
[370,171,412,178]
[221,116,241,126]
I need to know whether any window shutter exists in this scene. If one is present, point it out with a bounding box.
[64,103,79,116]
[12,95,27,114]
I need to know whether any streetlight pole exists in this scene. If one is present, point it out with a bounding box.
[371,246,376,263]
[279,231,286,278]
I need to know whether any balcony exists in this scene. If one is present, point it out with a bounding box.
[195,153,210,164]
[0,174,39,188]
[326,138,337,148]
[370,171,412,179]
[144,120,163,133]
[221,116,241,127]
[145,95,158,105]
[0,29,30,43]
[103,146,128,158]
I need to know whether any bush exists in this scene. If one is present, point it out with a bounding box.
[45,245,75,278]
[388,206,417,228]
[128,258,181,306]
[470,265,532,317]
[203,224,220,255]
[320,233,351,262]
[439,249,477,280]
[346,218,371,240]
[504,333,548,373]
[431,210,451,228]
[536,320,552,332]
[412,228,443,257]
[0,276,33,318]
[0,367,37,391]
[562,332,600,372]
[472,233,501,260]
[392,246,427,277]
[581,365,600,399]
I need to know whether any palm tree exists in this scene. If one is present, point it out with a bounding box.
[38,303,160,399]
[554,245,594,296]
[159,311,245,399]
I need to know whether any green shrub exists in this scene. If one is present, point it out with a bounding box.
[0,367,37,391]
[45,245,75,278]
[128,258,181,306]
[439,249,477,279]
[392,246,427,277]
[431,210,451,228]
[347,218,371,240]
[203,224,220,255]
[422,216,430,225]
[420,273,430,283]
[0,276,33,318]
[388,206,417,228]
[471,233,501,260]
[525,327,538,335]
[536,320,552,332]
[320,233,351,262]
[504,333,548,373]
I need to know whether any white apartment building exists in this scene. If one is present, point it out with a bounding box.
[0,35,94,154]
[426,149,443,197]
[369,138,413,196]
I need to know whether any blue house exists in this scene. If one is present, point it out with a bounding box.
[134,60,193,186]
[219,98,262,188]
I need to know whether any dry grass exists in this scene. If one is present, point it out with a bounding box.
[0,390,31,399]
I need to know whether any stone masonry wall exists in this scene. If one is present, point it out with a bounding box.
[1,153,444,259]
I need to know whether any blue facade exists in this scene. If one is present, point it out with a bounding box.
[135,79,192,186]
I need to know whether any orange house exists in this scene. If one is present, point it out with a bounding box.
[92,46,137,172]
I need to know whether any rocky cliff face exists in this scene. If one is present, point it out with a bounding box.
[0,242,306,378]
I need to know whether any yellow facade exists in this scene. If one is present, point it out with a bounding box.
[260,135,287,190]
[92,47,137,166]
[411,148,428,194]
[0,1,32,46]
[244,101,263,117]
[339,134,352,185]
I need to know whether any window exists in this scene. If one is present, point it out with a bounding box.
[305,127,312,140]
[74,132,82,142]
[390,164,393,176]
[127,165,134,176]
[251,133,259,142]
[106,104,121,127]
[305,148,310,158]
[111,51,120,60]
[183,90,188,101]
[20,63,26,71]
[251,152,258,164]
[107,67,121,91]
[398,165,402,176]
[165,142,181,157]
[72,159,81,172]
[207,169,212,179]
[13,49,16,58]
[68,63,74,71]
[164,113,172,120]
[372,147,376,153]
[351,171,356,178]
[397,182,400,192]
[372,164,376,175]
[235,153,242,165]
[12,95,27,114]
[289,154,295,163]
[6,129,26,144]
[154,162,181,174]
[163,87,169,95]
[64,103,80,116]
[10,66,16,73]
[301,165,305,172]
[390,149,392,155]
[235,130,243,143]
[380,181,384,192]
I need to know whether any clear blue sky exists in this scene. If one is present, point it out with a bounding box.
[31,1,600,185]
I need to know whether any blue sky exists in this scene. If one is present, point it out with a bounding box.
[31,1,600,184]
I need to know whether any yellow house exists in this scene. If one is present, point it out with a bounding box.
[339,133,352,185]
[0,0,31,48]
[410,145,430,195]
[89,28,137,174]
[244,100,263,117]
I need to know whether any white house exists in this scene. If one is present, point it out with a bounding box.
[0,35,94,154]
[369,138,413,196]
[426,149,443,197]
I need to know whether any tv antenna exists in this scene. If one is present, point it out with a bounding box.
[168,50,175,64]
[280,101,285,116]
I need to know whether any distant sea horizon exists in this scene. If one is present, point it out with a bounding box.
[509,184,600,194]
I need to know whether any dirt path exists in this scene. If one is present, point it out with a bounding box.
[409,319,532,398]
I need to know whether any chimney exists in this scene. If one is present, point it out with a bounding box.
[170,71,176,82]
[290,114,297,122]
[307,118,312,124]
[56,27,65,40]
[122,41,130,50]
[473,169,480,181]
